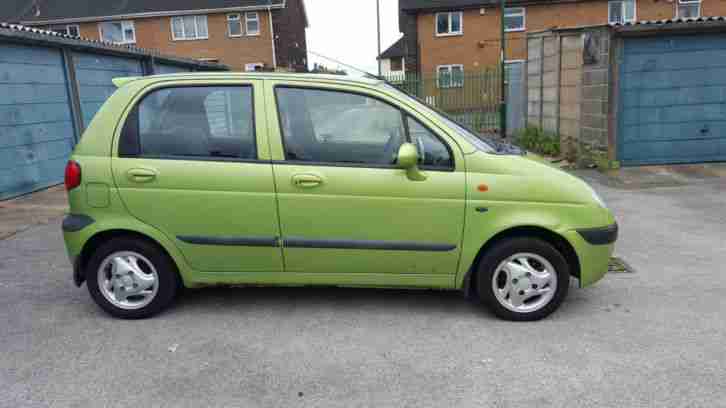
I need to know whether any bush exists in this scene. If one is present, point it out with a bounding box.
[513,126,561,157]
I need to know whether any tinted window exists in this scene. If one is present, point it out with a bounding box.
[122,86,256,160]
[407,116,453,169]
[275,87,406,166]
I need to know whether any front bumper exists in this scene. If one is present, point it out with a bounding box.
[565,224,618,287]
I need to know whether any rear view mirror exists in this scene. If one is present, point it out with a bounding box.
[397,143,427,181]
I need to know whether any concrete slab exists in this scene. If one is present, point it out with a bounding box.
[595,163,726,189]
[0,185,68,240]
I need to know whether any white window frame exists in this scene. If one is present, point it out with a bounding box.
[608,0,637,24]
[676,0,701,19]
[171,15,209,41]
[435,11,463,37]
[437,64,464,88]
[504,7,526,32]
[245,62,265,72]
[65,24,80,37]
[227,13,242,37]
[245,12,260,36]
[98,21,135,44]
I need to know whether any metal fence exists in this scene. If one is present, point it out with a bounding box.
[384,67,503,133]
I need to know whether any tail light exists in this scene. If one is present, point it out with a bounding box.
[64,160,82,191]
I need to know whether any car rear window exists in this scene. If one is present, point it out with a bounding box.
[119,86,256,160]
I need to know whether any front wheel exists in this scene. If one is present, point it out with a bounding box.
[477,237,570,321]
[86,237,179,319]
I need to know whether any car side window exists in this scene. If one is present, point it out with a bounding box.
[120,86,256,160]
[275,87,406,166]
[406,116,454,170]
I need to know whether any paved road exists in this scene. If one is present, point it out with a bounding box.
[1,178,725,407]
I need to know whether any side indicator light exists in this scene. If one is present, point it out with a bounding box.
[477,184,489,192]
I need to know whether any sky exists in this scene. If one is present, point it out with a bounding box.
[304,0,402,76]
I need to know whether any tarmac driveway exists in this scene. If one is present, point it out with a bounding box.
[1,177,725,407]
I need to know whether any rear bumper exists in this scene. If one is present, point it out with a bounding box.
[62,214,94,287]
[564,225,618,287]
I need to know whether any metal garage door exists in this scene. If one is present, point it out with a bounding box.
[74,52,143,126]
[619,34,726,165]
[0,44,76,200]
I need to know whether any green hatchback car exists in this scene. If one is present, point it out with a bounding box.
[62,73,617,321]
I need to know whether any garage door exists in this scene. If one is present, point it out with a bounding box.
[74,52,143,126]
[0,44,76,200]
[619,34,726,165]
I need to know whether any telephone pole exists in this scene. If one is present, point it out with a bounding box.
[500,0,507,139]
[376,0,382,76]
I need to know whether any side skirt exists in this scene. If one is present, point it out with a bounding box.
[188,272,456,290]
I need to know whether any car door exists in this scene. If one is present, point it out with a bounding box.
[111,81,283,273]
[264,81,466,279]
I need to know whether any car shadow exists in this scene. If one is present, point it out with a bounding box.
[173,285,490,319]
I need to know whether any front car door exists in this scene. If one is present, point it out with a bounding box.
[112,80,283,273]
[264,80,466,286]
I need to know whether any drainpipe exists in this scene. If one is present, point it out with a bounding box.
[268,5,277,70]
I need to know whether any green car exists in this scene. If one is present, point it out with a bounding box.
[62,73,617,321]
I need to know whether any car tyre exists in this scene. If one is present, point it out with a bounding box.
[476,237,569,321]
[86,237,179,319]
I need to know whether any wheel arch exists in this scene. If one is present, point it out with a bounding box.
[75,228,188,288]
[462,225,581,299]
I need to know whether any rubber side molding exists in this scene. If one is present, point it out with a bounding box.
[577,223,618,245]
[62,214,95,232]
[177,235,280,247]
[283,237,457,252]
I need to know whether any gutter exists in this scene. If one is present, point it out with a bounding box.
[21,4,285,26]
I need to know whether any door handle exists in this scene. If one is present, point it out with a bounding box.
[292,174,322,188]
[126,168,157,183]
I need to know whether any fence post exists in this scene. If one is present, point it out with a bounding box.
[61,48,85,141]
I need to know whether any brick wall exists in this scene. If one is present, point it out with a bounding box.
[415,0,726,75]
[272,0,308,71]
[580,28,612,166]
[75,12,275,71]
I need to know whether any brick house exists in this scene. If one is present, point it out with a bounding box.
[0,0,309,72]
[398,0,726,76]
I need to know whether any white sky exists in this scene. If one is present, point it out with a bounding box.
[304,0,402,76]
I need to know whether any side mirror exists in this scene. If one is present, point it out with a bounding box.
[397,143,427,181]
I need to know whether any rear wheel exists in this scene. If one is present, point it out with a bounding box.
[476,237,569,321]
[86,237,179,319]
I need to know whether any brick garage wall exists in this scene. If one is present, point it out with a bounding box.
[579,27,611,166]
[75,12,275,71]
[526,26,612,165]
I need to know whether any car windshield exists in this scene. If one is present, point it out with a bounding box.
[382,83,497,153]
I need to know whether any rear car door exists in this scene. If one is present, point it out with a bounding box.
[265,81,466,280]
[112,80,283,273]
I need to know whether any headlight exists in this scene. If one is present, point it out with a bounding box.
[586,184,607,208]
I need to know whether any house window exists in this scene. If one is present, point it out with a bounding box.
[677,0,701,18]
[171,15,209,40]
[390,57,403,71]
[436,12,463,36]
[437,65,464,88]
[99,21,135,44]
[608,0,636,24]
[227,14,242,37]
[245,63,265,72]
[504,7,526,32]
[49,24,80,37]
[245,12,260,36]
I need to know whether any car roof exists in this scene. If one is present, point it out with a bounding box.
[116,72,385,88]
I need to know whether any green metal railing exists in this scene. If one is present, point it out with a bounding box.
[384,67,502,133]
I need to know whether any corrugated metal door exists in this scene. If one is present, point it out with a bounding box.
[506,61,526,135]
[619,34,726,165]
[155,64,192,75]
[0,44,76,200]
[73,52,143,126]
